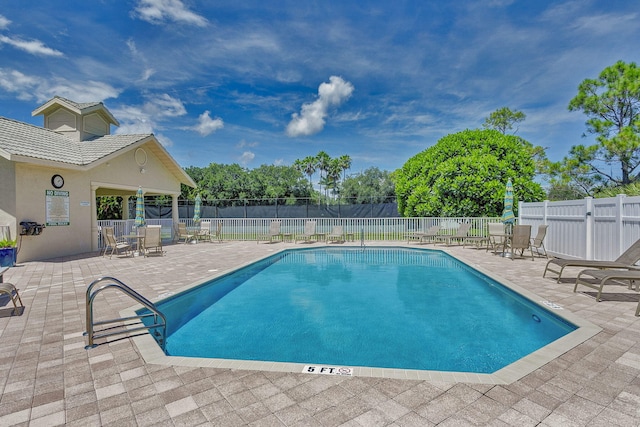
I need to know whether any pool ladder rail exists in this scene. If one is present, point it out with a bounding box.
[84,276,167,351]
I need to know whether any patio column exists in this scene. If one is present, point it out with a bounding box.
[172,194,179,239]
[91,185,99,252]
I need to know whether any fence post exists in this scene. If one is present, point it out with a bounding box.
[585,197,593,260]
[616,194,626,255]
[543,200,549,224]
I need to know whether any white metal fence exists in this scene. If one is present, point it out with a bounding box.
[97,217,502,248]
[519,194,640,260]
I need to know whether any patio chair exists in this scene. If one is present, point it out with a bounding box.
[543,238,640,283]
[295,221,317,243]
[196,220,211,242]
[143,225,163,256]
[101,227,132,258]
[407,224,441,244]
[327,226,344,243]
[434,223,471,246]
[574,269,640,315]
[530,224,549,258]
[507,225,534,260]
[176,222,195,244]
[0,282,24,312]
[212,222,223,243]
[486,223,507,254]
[257,221,282,244]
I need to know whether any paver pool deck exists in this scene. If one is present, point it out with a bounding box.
[0,240,639,426]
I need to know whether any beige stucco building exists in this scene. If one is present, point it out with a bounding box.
[0,96,195,262]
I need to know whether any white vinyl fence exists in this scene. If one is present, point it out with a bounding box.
[519,194,640,260]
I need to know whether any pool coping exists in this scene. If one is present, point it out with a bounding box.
[121,245,601,384]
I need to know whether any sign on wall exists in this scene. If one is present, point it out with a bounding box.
[46,190,70,226]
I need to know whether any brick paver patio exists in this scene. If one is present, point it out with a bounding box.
[0,240,639,426]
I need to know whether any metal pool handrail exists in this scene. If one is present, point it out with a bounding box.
[84,276,166,350]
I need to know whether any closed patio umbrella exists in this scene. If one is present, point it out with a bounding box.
[134,186,145,228]
[501,179,515,228]
[193,194,202,224]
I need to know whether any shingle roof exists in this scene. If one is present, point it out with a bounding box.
[0,116,149,166]
[31,96,120,126]
[50,96,103,111]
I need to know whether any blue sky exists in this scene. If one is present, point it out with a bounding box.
[0,1,638,176]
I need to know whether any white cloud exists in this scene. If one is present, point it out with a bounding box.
[239,151,255,165]
[155,133,174,147]
[0,15,10,29]
[113,94,186,139]
[126,38,156,81]
[286,76,354,137]
[0,68,119,102]
[143,93,187,118]
[193,110,224,136]
[0,35,63,57]
[134,0,208,27]
[237,139,259,149]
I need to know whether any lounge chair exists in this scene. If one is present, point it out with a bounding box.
[574,269,640,315]
[143,225,163,256]
[176,222,195,244]
[407,225,440,244]
[327,226,344,243]
[462,225,489,249]
[434,223,471,246]
[295,221,317,243]
[544,238,640,283]
[0,282,24,312]
[507,225,534,260]
[102,227,132,258]
[258,221,282,244]
[486,223,507,254]
[530,225,549,258]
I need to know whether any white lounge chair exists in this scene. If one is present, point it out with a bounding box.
[258,221,282,244]
[295,221,317,243]
[327,226,344,243]
[407,225,441,244]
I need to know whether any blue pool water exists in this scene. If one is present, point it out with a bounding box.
[141,247,576,373]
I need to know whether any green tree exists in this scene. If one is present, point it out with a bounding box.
[183,163,311,204]
[482,107,526,134]
[96,196,123,220]
[315,150,331,198]
[565,60,640,186]
[341,167,396,203]
[337,154,352,182]
[248,165,311,200]
[293,156,317,189]
[394,129,545,217]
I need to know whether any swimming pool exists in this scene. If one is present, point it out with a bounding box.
[139,247,579,374]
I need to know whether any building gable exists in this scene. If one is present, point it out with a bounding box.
[47,108,76,132]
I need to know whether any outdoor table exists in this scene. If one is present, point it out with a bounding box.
[0,266,8,283]
[281,233,293,242]
[124,233,145,254]
[186,227,200,243]
[492,233,513,258]
[313,232,327,242]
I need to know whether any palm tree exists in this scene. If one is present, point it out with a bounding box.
[326,158,343,198]
[297,156,317,188]
[315,151,331,200]
[337,154,352,185]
